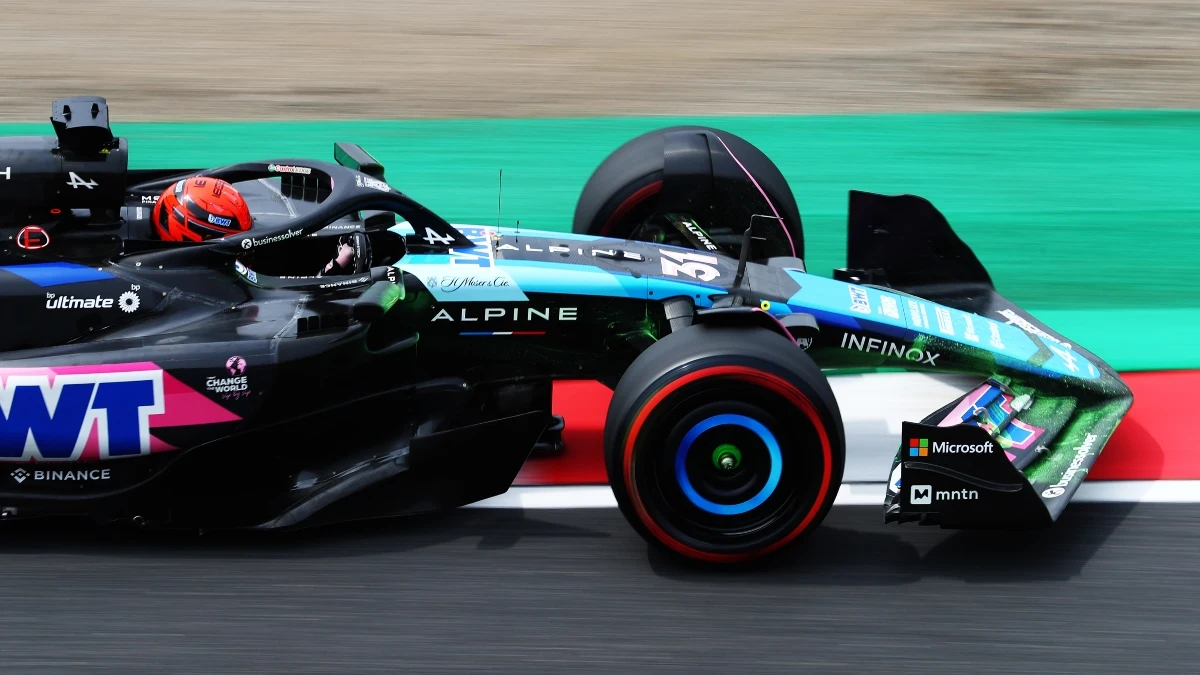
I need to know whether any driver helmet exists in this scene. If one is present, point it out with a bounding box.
[152,176,252,242]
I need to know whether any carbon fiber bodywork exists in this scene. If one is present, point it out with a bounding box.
[0,110,1131,532]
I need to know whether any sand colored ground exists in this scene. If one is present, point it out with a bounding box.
[0,0,1198,121]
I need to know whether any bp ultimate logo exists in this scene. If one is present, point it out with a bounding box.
[0,369,165,461]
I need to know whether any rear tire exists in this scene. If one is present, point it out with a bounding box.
[604,324,844,564]
[573,126,804,262]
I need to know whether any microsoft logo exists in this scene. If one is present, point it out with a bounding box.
[909,438,929,457]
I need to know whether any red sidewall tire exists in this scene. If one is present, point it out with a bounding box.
[604,324,845,565]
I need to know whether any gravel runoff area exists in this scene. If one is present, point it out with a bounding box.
[1,0,1198,121]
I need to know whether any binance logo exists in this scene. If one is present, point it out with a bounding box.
[909,438,929,457]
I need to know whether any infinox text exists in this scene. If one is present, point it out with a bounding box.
[840,333,940,366]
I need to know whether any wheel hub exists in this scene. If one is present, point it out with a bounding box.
[712,443,742,471]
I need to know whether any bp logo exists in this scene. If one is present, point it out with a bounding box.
[118,290,140,314]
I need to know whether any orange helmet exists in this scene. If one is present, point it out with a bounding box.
[152,176,252,242]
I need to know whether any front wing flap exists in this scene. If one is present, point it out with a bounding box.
[884,376,1132,527]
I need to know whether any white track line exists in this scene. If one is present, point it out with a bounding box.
[468,481,1200,509]
[471,371,1196,509]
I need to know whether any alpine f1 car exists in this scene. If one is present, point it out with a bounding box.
[0,97,1132,564]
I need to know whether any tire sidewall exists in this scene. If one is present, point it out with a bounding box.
[604,324,845,563]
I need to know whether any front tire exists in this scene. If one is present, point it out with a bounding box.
[604,324,844,564]
[573,126,805,262]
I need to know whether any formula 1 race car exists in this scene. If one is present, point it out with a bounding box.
[0,97,1132,564]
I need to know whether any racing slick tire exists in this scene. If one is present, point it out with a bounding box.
[573,126,805,262]
[604,323,844,564]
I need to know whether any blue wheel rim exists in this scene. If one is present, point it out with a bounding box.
[674,413,782,516]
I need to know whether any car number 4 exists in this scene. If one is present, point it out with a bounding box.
[659,250,720,282]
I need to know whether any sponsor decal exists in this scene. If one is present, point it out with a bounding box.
[403,226,530,302]
[500,242,566,255]
[910,484,932,505]
[1046,342,1082,374]
[1,166,10,180]
[961,312,980,342]
[848,286,871,315]
[907,298,926,329]
[45,285,140,313]
[226,356,247,376]
[208,214,232,227]
[907,437,998,459]
[205,375,248,398]
[682,221,719,251]
[889,464,902,494]
[933,439,994,454]
[51,293,114,310]
[241,228,302,249]
[912,484,979,504]
[1042,433,1098,498]
[879,295,900,320]
[318,275,370,289]
[496,241,646,262]
[996,309,1072,350]
[234,259,258,284]
[988,321,1005,349]
[660,250,720,282]
[590,248,645,261]
[841,332,940,366]
[431,306,578,323]
[66,172,97,190]
[354,174,390,192]
[141,195,158,204]
[16,225,50,250]
[11,467,111,483]
[206,356,250,400]
[118,291,140,313]
[449,227,496,268]
[430,274,513,293]
[320,223,360,231]
[268,164,312,175]
[0,370,165,461]
[935,306,954,336]
[385,266,399,284]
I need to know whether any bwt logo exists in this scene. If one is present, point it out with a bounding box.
[0,371,165,461]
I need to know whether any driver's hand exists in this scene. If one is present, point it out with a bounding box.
[336,242,355,267]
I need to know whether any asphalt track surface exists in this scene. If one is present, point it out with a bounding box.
[1,502,1198,674]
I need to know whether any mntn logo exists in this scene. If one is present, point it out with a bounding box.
[0,370,165,461]
[910,484,980,505]
[909,438,928,457]
[911,484,932,504]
